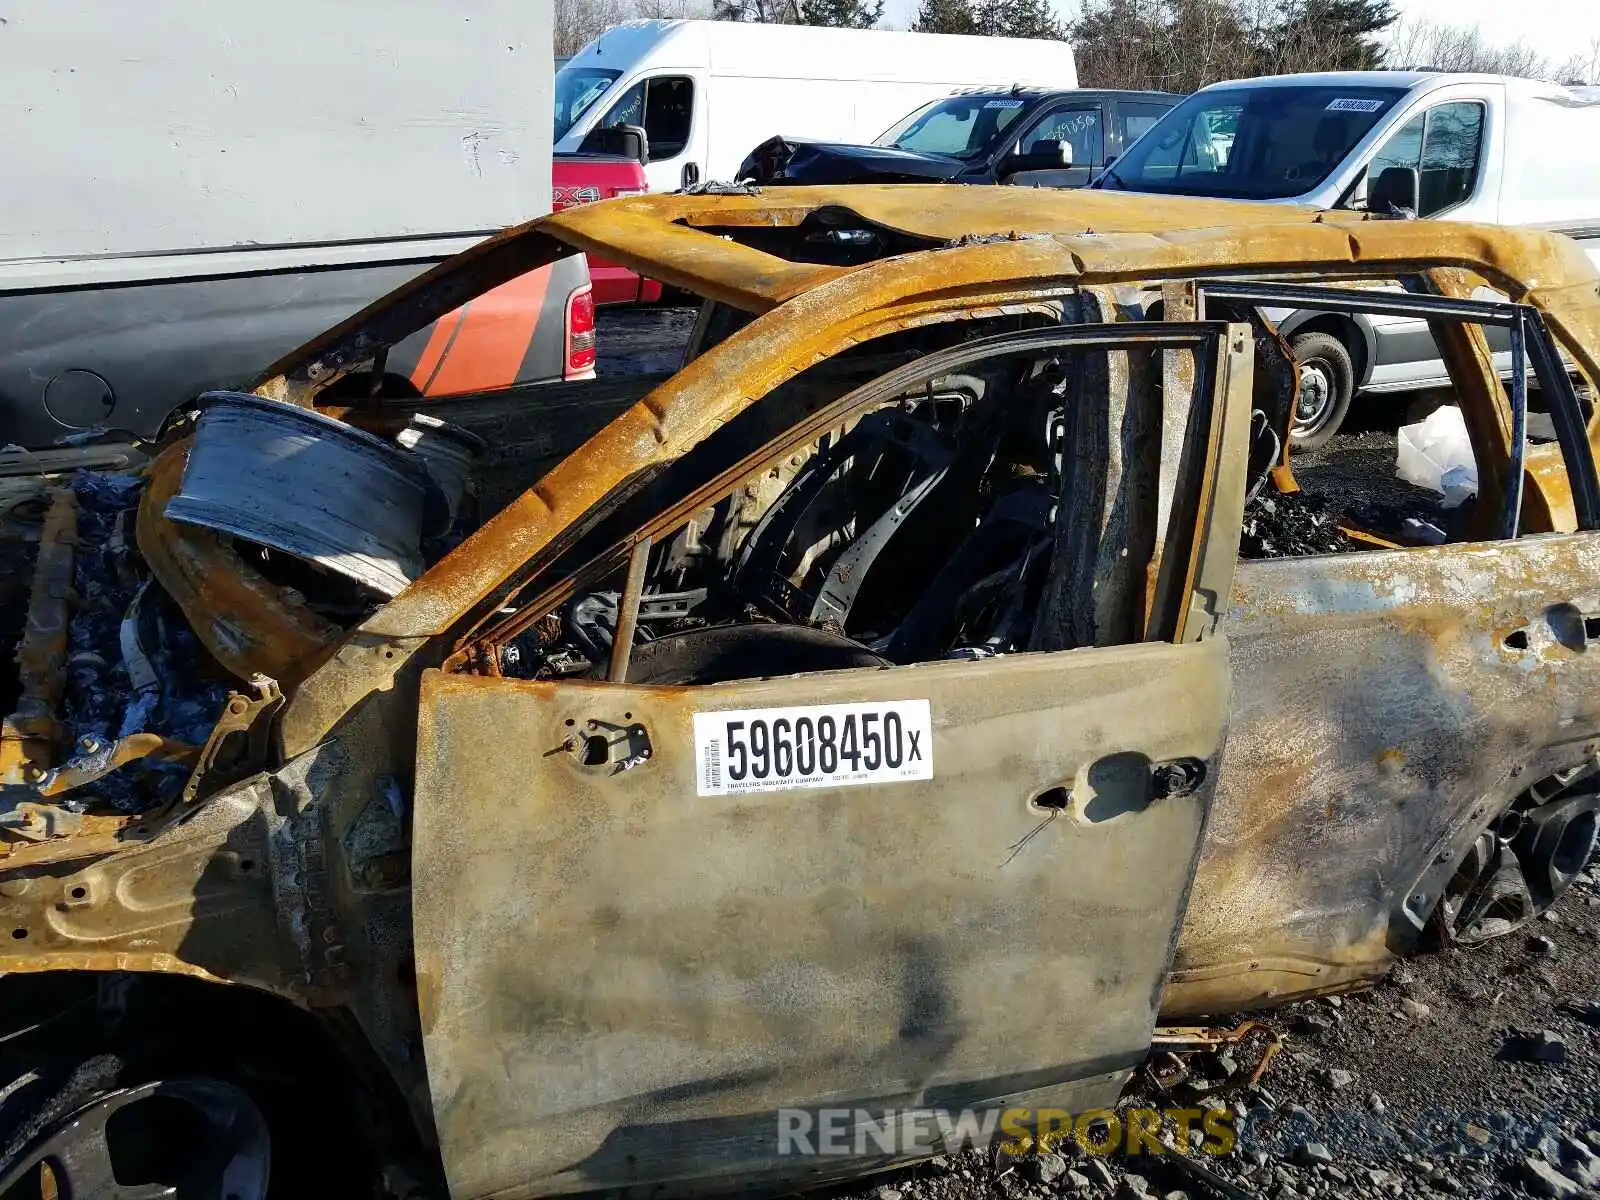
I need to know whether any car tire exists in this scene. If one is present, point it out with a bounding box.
[0,995,382,1199]
[1288,331,1356,453]
[0,1055,275,1200]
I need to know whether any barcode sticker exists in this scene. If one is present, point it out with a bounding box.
[693,700,933,797]
[1326,98,1385,113]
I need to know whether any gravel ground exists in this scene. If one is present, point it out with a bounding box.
[820,857,1600,1200]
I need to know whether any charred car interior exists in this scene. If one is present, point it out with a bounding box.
[3,186,1600,1198]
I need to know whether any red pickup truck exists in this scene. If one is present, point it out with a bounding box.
[552,155,663,305]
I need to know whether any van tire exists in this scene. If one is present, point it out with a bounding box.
[1289,331,1355,453]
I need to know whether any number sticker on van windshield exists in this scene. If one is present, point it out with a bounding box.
[984,99,1026,109]
[1326,98,1386,113]
[693,700,933,796]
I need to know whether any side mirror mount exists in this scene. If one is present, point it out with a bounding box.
[580,123,650,166]
[1004,139,1073,175]
[1368,165,1419,218]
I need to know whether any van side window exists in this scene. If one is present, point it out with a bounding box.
[601,76,695,160]
[1021,108,1103,167]
[1365,102,1485,216]
[1420,104,1485,214]
[1120,102,1171,148]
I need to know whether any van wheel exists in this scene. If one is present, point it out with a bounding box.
[1289,331,1355,452]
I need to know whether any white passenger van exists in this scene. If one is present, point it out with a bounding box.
[1099,71,1600,447]
[553,20,1080,194]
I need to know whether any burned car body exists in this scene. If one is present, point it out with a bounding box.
[2,186,1600,1198]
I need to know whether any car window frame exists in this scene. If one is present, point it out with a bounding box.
[1194,277,1600,542]
[464,319,1254,672]
[1015,104,1106,169]
[600,73,696,162]
[1348,98,1489,217]
[1116,99,1177,156]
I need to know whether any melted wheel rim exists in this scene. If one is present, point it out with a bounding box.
[0,1078,269,1200]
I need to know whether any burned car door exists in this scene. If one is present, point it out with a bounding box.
[1167,282,1600,1016]
[411,322,1256,1199]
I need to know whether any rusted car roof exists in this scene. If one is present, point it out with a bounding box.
[541,186,1317,310]
[540,185,1600,315]
[257,192,1600,754]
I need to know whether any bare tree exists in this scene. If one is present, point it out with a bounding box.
[1553,36,1600,85]
[712,0,801,19]
[556,0,714,53]
[633,0,713,15]
[1382,18,1557,79]
[1074,0,1394,91]
[555,0,632,55]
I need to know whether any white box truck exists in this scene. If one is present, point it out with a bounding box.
[1098,71,1600,447]
[553,19,1080,193]
[1,0,591,450]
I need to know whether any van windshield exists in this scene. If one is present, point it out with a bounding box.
[1101,85,1406,199]
[555,67,623,143]
[875,94,1032,161]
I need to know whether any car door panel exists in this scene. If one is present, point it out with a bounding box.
[1166,533,1600,1017]
[410,318,1257,1198]
[414,638,1230,1198]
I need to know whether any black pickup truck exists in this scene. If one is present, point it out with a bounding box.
[739,87,1180,189]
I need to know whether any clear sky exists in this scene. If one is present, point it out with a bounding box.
[878,0,1600,70]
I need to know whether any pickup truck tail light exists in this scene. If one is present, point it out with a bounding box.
[565,284,597,379]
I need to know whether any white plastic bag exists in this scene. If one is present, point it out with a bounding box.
[1396,405,1477,508]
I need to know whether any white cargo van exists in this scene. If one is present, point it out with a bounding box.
[553,19,1079,193]
[1099,71,1600,446]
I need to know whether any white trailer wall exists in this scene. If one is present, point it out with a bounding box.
[1,0,552,262]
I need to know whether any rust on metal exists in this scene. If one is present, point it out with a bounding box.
[1,487,77,785]
[179,677,284,808]
[137,441,343,688]
[1151,1019,1284,1087]
[35,732,199,798]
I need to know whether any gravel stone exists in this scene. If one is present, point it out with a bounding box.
[1521,1156,1582,1199]
[1032,1153,1067,1185]
[1563,999,1600,1025]
[1505,1028,1568,1064]
[1081,1158,1116,1188]
[1558,1135,1600,1187]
